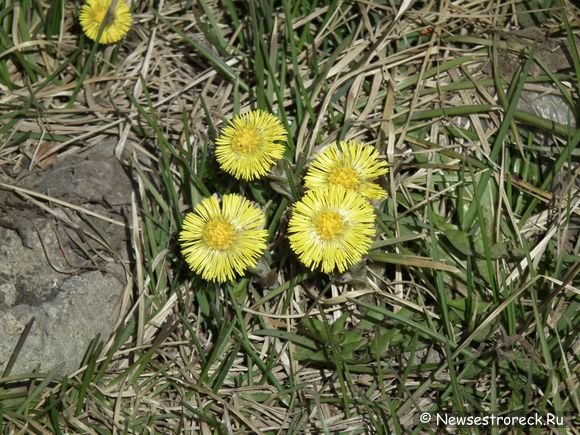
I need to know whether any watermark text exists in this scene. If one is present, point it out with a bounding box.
[418,412,569,428]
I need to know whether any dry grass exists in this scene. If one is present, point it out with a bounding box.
[1,0,579,433]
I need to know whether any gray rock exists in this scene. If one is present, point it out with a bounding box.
[0,226,123,375]
[0,144,131,375]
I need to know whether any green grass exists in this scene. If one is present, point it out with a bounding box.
[0,0,579,433]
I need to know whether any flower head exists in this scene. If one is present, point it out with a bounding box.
[79,0,132,44]
[180,194,267,283]
[215,109,287,180]
[304,140,388,200]
[288,185,376,273]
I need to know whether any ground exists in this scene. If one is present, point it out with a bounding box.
[0,0,578,433]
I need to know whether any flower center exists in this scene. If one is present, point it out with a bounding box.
[329,167,360,189]
[93,4,115,27]
[203,218,236,250]
[314,210,345,240]
[231,126,261,154]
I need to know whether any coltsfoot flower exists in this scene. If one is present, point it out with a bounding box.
[304,140,388,200]
[180,194,267,283]
[79,0,132,44]
[215,109,287,180]
[288,185,376,273]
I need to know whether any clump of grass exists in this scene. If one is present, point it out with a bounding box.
[0,0,578,432]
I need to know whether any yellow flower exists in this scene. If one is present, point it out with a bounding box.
[79,0,132,44]
[304,140,389,200]
[215,109,287,180]
[288,185,376,273]
[180,194,267,283]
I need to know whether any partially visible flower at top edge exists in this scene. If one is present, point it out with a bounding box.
[304,140,389,201]
[179,194,268,283]
[215,109,288,181]
[79,0,133,44]
[288,185,376,274]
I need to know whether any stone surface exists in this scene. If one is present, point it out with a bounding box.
[0,226,124,375]
[0,145,131,375]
